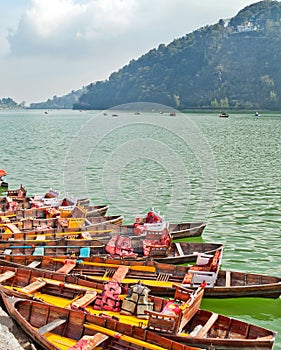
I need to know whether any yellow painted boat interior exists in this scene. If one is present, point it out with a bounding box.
[32,291,149,327]
[44,332,76,350]
[3,282,149,328]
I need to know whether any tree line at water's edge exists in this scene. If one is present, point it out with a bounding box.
[0,98,25,109]
[4,0,281,111]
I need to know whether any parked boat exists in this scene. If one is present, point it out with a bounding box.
[0,239,106,258]
[0,263,204,323]
[169,222,206,239]
[1,249,280,298]
[148,309,276,350]
[85,214,123,226]
[112,221,206,240]
[0,227,222,264]
[0,169,8,189]
[1,273,276,350]
[2,296,201,350]
[0,239,221,263]
[219,111,229,118]
[0,257,212,298]
[85,204,109,218]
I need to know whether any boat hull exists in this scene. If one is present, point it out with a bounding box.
[2,296,201,350]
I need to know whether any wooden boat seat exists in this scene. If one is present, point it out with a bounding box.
[37,318,66,335]
[36,234,46,240]
[196,312,218,337]
[0,270,16,282]
[142,228,171,257]
[182,250,223,288]
[175,242,184,256]
[21,278,47,293]
[111,266,129,282]
[70,290,97,310]
[79,247,90,258]
[146,285,204,334]
[156,273,171,282]
[5,223,21,234]
[225,270,231,287]
[27,261,41,268]
[69,334,109,350]
[56,259,77,274]
[68,217,85,229]
[32,247,45,256]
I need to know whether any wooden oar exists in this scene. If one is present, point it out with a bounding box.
[84,323,167,350]
[87,275,175,288]
[52,258,156,273]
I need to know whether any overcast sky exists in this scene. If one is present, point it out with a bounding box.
[0,0,262,105]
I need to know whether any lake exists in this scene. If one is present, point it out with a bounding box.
[1,106,281,348]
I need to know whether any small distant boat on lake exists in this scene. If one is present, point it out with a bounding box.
[255,111,260,116]
[219,111,229,118]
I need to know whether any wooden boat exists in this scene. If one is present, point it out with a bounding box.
[169,222,206,239]
[85,204,109,218]
[0,264,110,300]
[0,239,106,258]
[0,229,223,264]
[1,249,280,298]
[0,169,8,189]
[0,221,206,249]
[1,271,276,350]
[147,309,276,350]
[219,112,229,118]
[85,214,123,226]
[0,249,222,293]
[0,213,123,234]
[111,222,206,240]
[0,263,204,325]
[1,202,206,241]
[2,296,200,350]
[7,184,27,198]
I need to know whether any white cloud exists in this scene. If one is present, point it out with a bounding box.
[0,0,263,103]
[7,0,139,57]
[7,0,257,58]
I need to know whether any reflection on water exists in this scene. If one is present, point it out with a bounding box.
[1,109,281,348]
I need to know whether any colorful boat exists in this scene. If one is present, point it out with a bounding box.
[0,249,280,298]
[0,268,276,350]
[0,232,222,264]
[0,169,8,189]
[2,296,201,350]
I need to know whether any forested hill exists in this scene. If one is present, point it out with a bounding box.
[29,88,85,109]
[73,0,281,111]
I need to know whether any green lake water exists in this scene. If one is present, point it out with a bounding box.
[1,107,281,348]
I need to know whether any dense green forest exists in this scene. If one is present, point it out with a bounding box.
[29,88,86,109]
[0,97,24,109]
[72,0,281,111]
